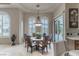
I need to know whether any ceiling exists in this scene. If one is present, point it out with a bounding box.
[0,3,63,13]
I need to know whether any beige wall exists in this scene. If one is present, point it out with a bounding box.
[19,11,24,44]
[0,8,24,44]
[54,41,66,56]
[65,3,79,36]
[65,3,79,50]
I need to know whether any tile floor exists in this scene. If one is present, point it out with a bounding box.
[0,43,54,56]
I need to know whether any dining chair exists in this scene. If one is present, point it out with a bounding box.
[25,36,36,53]
[38,36,48,54]
[47,36,52,49]
[24,34,27,47]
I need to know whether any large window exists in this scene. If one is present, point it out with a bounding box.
[0,12,10,37]
[40,16,49,35]
[28,16,49,36]
[28,16,36,36]
[54,15,64,42]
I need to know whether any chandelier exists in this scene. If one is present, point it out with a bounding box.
[35,4,42,26]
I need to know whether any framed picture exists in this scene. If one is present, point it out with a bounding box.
[69,8,78,28]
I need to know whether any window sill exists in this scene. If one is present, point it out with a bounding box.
[0,36,10,39]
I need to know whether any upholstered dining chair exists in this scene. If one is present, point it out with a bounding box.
[25,36,36,53]
[47,36,52,49]
[24,34,27,47]
[38,36,48,54]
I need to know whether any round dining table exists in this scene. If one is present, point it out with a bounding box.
[31,37,44,50]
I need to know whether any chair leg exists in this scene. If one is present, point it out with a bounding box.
[46,46,48,52]
[42,47,45,54]
[25,42,27,47]
[42,48,44,54]
[31,47,32,53]
[27,46,28,52]
[25,44,26,47]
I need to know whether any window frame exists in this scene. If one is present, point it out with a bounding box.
[54,14,65,43]
[0,12,10,38]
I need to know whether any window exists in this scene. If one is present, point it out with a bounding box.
[28,16,49,36]
[0,12,10,37]
[40,16,49,35]
[28,16,36,36]
[54,15,64,42]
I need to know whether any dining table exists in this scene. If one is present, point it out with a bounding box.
[30,37,44,50]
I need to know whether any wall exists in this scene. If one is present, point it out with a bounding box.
[0,8,24,44]
[66,3,79,34]
[19,10,24,44]
[53,3,66,56]
[65,3,79,50]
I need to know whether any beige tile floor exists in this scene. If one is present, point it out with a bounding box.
[0,43,54,56]
[29,43,54,56]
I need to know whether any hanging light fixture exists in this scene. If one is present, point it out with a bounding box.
[35,4,42,26]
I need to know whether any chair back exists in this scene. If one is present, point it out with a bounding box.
[24,35,32,46]
[43,36,51,44]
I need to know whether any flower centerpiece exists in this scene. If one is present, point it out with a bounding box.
[36,32,41,39]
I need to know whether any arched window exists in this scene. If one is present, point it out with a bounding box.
[0,12,10,37]
[40,16,49,35]
[28,16,36,36]
[28,16,49,36]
